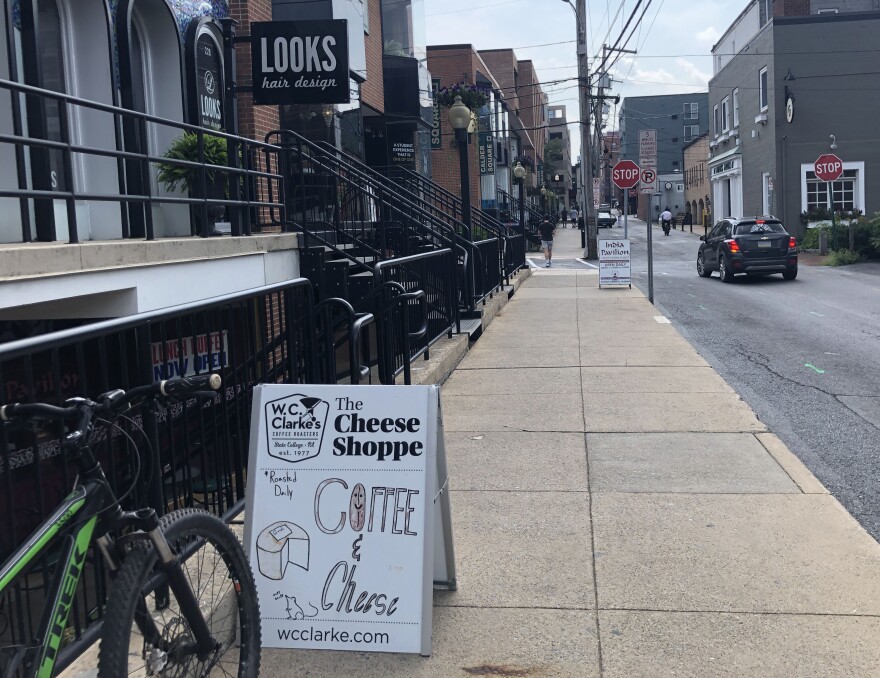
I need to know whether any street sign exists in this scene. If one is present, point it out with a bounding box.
[639,162,658,194]
[814,153,843,182]
[638,129,657,162]
[611,160,640,189]
[638,129,658,195]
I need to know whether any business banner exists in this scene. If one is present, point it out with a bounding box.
[245,385,455,656]
[431,79,442,150]
[599,239,632,288]
[251,20,350,105]
[478,132,494,175]
[195,33,223,130]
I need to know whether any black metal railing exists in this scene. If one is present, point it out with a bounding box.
[370,249,457,384]
[499,188,544,251]
[264,131,480,316]
[0,279,379,671]
[0,78,287,243]
[381,165,524,279]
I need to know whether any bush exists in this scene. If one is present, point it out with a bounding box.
[824,249,862,266]
[799,225,829,249]
[799,215,880,260]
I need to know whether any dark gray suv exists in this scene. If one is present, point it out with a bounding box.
[697,217,798,282]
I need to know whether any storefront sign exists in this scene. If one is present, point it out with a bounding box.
[478,132,494,175]
[196,33,223,130]
[391,141,415,165]
[599,239,632,288]
[251,20,350,105]
[245,385,455,656]
[151,331,229,381]
[431,79,442,150]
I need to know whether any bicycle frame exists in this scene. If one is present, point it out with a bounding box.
[0,482,102,678]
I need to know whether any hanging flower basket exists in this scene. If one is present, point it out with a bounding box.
[512,155,533,170]
[436,83,490,111]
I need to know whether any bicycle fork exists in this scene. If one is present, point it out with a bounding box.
[123,510,219,663]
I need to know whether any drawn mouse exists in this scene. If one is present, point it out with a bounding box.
[274,591,318,620]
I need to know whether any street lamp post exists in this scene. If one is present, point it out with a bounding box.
[449,95,475,310]
[513,161,527,269]
[513,161,527,233]
[540,185,548,214]
[448,96,473,236]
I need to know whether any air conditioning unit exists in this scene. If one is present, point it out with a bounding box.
[754,113,768,125]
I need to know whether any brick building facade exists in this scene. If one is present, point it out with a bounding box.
[426,45,497,210]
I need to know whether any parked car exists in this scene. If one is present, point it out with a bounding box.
[697,216,798,282]
[597,211,617,228]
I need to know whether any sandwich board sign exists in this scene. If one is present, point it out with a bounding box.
[244,384,456,656]
[599,239,632,288]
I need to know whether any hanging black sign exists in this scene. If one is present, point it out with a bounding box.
[251,20,350,105]
[196,33,223,130]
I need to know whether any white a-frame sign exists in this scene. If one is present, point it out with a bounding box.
[244,385,456,656]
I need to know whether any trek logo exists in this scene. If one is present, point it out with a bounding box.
[38,520,94,673]
[266,394,330,463]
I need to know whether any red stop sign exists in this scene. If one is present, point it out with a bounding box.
[612,160,641,189]
[814,153,843,182]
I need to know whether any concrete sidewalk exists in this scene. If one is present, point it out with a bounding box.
[266,227,880,676]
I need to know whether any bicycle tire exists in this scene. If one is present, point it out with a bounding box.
[97,508,260,677]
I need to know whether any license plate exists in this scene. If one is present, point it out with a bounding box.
[757,241,772,248]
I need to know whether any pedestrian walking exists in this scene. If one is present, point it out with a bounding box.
[660,207,673,236]
[559,208,567,227]
[570,207,579,228]
[539,215,555,267]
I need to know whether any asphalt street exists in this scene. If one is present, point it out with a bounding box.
[597,216,880,539]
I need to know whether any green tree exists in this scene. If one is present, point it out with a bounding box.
[542,138,566,180]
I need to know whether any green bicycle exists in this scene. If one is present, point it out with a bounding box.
[0,374,261,677]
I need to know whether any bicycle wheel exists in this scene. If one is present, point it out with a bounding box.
[98,508,260,677]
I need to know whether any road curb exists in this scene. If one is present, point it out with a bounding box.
[756,432,830,495]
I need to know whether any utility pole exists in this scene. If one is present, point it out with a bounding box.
[576,0,597,259]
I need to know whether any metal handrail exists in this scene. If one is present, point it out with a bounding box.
[0,278,314,364]
[0,77,287,242]
[267,130,481,312]
[315,298,374,385]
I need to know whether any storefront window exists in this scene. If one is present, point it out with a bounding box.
[806,169,857,212]
[381,0,426,60]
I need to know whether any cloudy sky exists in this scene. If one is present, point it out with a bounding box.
[424,0,746,154]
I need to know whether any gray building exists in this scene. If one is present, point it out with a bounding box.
[618,93,710,174]
[708,0,880,234]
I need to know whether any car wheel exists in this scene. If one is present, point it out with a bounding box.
[697,252,712,277]
[783,269,798,280]
[719,255,735,283]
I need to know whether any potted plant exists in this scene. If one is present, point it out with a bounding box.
[157,132,228,236]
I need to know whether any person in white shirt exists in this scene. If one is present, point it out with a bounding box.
[660,208,673,236]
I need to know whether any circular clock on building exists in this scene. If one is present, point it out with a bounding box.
[785,96,794,123]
